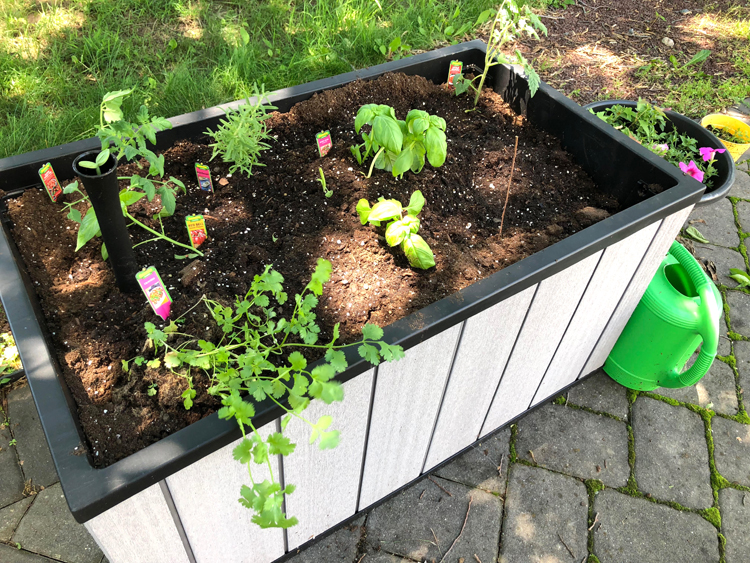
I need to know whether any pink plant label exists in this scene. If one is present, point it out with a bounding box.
[38,163,62,202]
[195,163,214,193]
[447,60,463,86]
[186,214,207,248]
[136,266,172,320]
[316,131,332,157]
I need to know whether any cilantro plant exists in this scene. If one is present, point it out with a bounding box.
[357,190,435,269]
[453,0,547,106]
[592,99,721,187]
[350,105,447,178]
[205,85,277,177]
[129,259,403,528]
[66,90,188,259]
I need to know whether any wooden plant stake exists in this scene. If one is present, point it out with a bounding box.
[499,136,519,237]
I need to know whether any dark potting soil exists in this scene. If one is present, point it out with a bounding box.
[6,73,620,467]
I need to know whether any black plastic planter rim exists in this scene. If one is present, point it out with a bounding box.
[0,40,705,524]
[583,99,735,207]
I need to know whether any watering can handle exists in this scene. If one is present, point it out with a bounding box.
[669,241,719,386]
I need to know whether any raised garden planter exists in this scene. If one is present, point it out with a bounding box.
[0,40,704,563]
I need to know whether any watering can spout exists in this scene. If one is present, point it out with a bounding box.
[604,241,721,391]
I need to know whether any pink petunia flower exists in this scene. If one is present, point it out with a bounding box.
[652,143,669,152]
[679,161,705,183]
[699,146,726,162]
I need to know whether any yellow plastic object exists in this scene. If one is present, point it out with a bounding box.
[700,114,750,162]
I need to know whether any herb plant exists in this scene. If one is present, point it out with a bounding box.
[350,105,447,178]
[205,85,277,177]
[592,99,722,187]
[128,259,404,528]
[357,190,435,269]
[706,124,750,144]
[453,0,547,106]
[318,167,332,198]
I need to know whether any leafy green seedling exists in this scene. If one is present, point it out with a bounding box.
[351,105,447,178]
[684,226,709,243]
[9,438,17,447]
[205,84,277,177]
[147,383,158,396]
[729,268,750,288]
[453,0,547,106]
[77,149,111,176]
[318,168,332,198]
[138,259,404,528]
[357,190,435,269]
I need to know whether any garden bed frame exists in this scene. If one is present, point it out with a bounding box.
[0,40,703,563]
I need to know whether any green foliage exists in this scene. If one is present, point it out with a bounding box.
[453,0,547,106]
[351,105,447,178]
[729,268,750,288]
[318,168,332,198]
[592,99,720,188]
[706,125,750,144]
[205,85,277,177]
[144,258,404,528]
[684,226,709,244]
[0,332,21,375]
[357,191,435,269]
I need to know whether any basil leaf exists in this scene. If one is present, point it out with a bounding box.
[372,115,403,155]
[385,218,411,247]
[355,105,376,133]
[401,233,435,269]
[406,190,425,216]
[392,148,413,178]
[356,199,372,225]
[374,149,398,172]
[429,115,446,130]
[76,208,100,251]
[368,199,403,222]
[424,127,447,167]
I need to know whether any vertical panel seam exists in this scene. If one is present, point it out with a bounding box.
[277,418,289,554]
[420,321,467,474]
[355,366,379,512]
[528,250,604,407]
[477,283,540,438]
[159,480,198,563]
[575,218,664,379]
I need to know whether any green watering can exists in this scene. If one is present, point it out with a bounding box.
[604,241,721,390]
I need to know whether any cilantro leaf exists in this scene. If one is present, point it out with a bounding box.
[267,432,296,456]
[361,323,384,341]
[233,438,254,464]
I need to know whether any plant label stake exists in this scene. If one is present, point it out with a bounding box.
[316,131,332,157]
[38,163,62,202]
[186,214,208,248]
[447,60,463,86]
[136,266,172,320]
[195,163,214,192]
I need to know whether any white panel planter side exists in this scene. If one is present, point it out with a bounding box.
[480,251,602,435]
[531,220,661,404]
[84,483,191,563]
[166,420,284,563]
[358,324,462,509]
[283,369,375,549]
[422,285,537,471]
[581,206,694,376]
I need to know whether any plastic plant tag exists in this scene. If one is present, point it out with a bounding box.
[185,214,207,249]
[447,60,463,86]
[195,163,214,193]
[38,163,62,202]
[136,266,172,320]
[316,131,332,157]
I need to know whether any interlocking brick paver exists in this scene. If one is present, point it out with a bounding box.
[656,359,738,415]
[729,167,750,198]
[6,387,57,488]
[633,397,713,508]
[12,484,102,563]
[285,517,363,563]
[434,427,510,493]
[594,489,720,563]
[0,424,25,509]
[366,476,501,563]
[686,198,739,247]
[692,243,746,288]
[515,402,630,487]
[0,544,57,563]
[726,290,750,338]
[731,340,750,404]
[0,496,33,542]
[711,416,750,487]
[736,200,750,233]
[499,465,588,563]
[719,488,750,563]
[567,369,629,419]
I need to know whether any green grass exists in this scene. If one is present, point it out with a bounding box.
[0,0,498,158]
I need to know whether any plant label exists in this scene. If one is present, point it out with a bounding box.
[136,266,173,320]
[186,214,208,248]
[316,131,332,157]
[38,163,62,202]
[195,163,214,192]
[447,60,463,86]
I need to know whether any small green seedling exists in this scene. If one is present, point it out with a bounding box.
[318,168,332,198]
[351,105,446,178]
[147,383,158,396]
[357,190,435,269]
[77,149,112,175]
[729,268,750,288]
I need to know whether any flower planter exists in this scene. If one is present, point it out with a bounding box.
[0,40,704,563]
[584,100,735,207]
